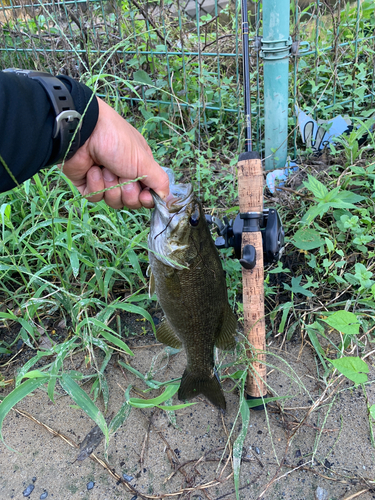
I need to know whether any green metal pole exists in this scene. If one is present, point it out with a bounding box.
[262,0,291,171]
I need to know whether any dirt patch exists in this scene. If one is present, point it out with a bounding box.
[1,333,375,500]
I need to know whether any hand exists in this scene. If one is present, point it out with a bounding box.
[62,97,170,209]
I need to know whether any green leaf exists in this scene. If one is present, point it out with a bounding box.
[109,302,155,334]
[369,404,375,420]
[325,237,334,252]
[301,203,330,224]
[233,391,250,500]
[335,191,365,204]
[127,384,180,408]
[330,356,368,384]
[133,70,153,86]
[292,228,324,250]
[306,322,328,371]
[60,373,108,441]
[303,175,328,200]
[87,318,134,356]
[246,395,292,407]
[69,250,80,278]
[118,361,161,389]
[277,301,293,334]
[283,276,315,297]
[159,403,195,410]
[323,311,360,335]
[108,402,132,435]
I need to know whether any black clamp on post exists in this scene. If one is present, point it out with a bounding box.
[239,212,262,270]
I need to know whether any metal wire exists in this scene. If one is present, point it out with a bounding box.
[0,0,374,159]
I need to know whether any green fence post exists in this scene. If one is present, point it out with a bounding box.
[261,0,291,171]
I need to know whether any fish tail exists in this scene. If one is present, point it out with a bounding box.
[178,368,226,410]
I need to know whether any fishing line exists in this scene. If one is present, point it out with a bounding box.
[153,210,183,239]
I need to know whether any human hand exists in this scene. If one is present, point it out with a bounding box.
[62,97,169,209]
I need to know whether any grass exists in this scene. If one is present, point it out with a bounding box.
[1,0,375,498]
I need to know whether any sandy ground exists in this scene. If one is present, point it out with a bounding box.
[1,334,375,500]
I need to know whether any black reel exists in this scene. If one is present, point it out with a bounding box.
[206,209,285,266]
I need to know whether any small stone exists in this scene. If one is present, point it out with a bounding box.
[122,474,134,482]
[315,486,329,500]
[255,447,260,455]
[295,449,301,458]
[324,459,333,469]
[40,492,48,499]
[87,481,94,491]
[23,485,34,497]
[16,339,24,351]
[32,477,37,483]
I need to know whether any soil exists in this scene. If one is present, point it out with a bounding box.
[1,313,375,500]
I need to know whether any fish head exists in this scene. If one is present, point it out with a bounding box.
[149,182,205,269]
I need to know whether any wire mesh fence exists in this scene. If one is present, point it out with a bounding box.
[0,0,374,157]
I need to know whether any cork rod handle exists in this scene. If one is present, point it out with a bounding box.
[237,153,267,399]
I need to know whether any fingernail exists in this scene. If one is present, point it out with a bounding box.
[103,169,116,182]
[92,169,102,181]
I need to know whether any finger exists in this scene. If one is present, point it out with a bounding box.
[102,168,123,209]
[139,187,154,209]
[137,158,170,200]
[83,166,105,202]
[120,178,142,209]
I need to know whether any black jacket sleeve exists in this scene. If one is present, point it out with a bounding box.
[0,71,99,194]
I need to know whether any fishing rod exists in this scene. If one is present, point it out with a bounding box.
[237,0,267,407]
[212,0,285,409]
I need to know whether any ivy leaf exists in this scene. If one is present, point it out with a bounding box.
[283,276,315,297]
[330,356,368,384]
[133,70,153,86]
[323,310,360,335]
[292,227,324,250]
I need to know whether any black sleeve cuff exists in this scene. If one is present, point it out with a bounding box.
[56,75,99,149]
[0,72,99,194]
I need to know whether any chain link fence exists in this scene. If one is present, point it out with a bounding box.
[0,0,374,156]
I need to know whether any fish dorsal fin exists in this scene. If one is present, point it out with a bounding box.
[148,268,155,298]
[215,304,237,350]
[156,321,182,349]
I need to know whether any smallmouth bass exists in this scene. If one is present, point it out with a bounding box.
[148,177,237,409]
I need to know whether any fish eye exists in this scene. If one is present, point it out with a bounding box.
[189,215,199,227]
[189,206,200,227]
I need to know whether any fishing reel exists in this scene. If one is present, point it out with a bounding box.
[206,209,285,267]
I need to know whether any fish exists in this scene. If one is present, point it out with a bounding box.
[148,174,237,409]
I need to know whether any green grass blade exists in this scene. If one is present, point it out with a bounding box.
[109,302,156,334]
[108,402,132,435]
[233,388,250,500]
[127,384,180,408]
[60,373,108,442]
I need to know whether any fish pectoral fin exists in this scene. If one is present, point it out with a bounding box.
[215,304,237,351]
[156,321,182,349]
[178,368,226,409]
[148,269,155,298]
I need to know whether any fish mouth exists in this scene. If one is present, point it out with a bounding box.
[150,183,194,213]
